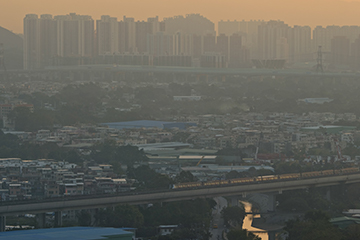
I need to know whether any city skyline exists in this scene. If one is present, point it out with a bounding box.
[22,13,360,70]
[3,0,360,34]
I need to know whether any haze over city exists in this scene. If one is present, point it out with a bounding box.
[3,0,360,239]
[3,0,360,33]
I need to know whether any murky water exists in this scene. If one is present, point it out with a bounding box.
[241,201,268,240]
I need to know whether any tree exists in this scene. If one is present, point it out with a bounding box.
[77,210,92,226]
[344,224,360,240]
[127,165,173,190]
[8,106,31,131]
[284,210,342,240]
[139,199,215,239]
[172,132,191,143]
[222,206,246,228]
[227,228,261,240]
[90,142,148,168]
[215,148,244,157]
[226,170,244,180]
[174,171,198,183]
[97,204,144,228]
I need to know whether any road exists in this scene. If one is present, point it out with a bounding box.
[210,197,228,240]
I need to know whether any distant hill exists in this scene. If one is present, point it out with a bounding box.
[0,26,23,69]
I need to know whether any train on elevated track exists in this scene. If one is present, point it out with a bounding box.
[172,167,359,189]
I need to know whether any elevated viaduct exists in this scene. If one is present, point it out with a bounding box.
[0,172,359,231]
[1,65,360,82]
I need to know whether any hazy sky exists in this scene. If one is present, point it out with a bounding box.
[2,0,360,33]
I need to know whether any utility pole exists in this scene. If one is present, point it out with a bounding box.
[316,45,324,73]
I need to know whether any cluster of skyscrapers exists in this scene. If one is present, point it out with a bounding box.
[24,13,360,70]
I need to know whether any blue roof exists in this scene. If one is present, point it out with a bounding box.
[101,120,196,130]
[0,227,134,240]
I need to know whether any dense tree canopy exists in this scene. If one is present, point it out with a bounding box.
[127,165,173,190]
[227,228,261,240]
[222,206,246,228]
[285,210,343,240]
[97,205,144,228]
[90,141,148,170]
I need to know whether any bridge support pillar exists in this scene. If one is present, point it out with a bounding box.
[54,211,62,227]
[36,213,46,228]
[230,196,240,207]
[90,209,98,226]
[326,187,331,201]
[268,231,276,240]
[0,216,6,232]
[266,193,276,212]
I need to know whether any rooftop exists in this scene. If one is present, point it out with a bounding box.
[0,227,134,240]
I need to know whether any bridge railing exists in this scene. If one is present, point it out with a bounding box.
[172,167,359,189]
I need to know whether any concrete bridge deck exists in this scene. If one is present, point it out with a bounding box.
[0,173,359,216]
[1,65,360,78]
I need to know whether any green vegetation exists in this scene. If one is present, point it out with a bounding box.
[9,76,360,132]
[127,165,173,190]
[174,171,198,183]
[90,141,148,169]
[97,205,144,228]
[227,228,261,240]
[221,205,246,228]
[94,199,215,240]
[276,183,360,214]
[285,210,343,240]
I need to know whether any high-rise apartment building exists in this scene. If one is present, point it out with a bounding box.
[352,35,360,69]
[218,20,264,59]
[24,14,40,70]
[25,13,360,69]
[217,34,229,61]
[313,26,335,53]
[288,25,312,63]
[164,14,214,35]
[276,37,289,60]
[39,14,57,67]
[147,32,174,56]
[192,35,202,58]
[135,16,159,54]
[203,33,216,54]
[218,20,239,36]
[24,13,94,69]
[257,21,290,60]
[331,36,350,66]
[173,32,192,56]
[122,16,136,53]
[96,15,119,55]
[229,33,243,67]
[55,13,94,59]
[135,21,153,54]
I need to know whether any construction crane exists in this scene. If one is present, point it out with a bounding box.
[254,132,263,162]
[196,156,205,166]
[332,137,345,162]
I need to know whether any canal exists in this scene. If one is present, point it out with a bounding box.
[241,201,268,240]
